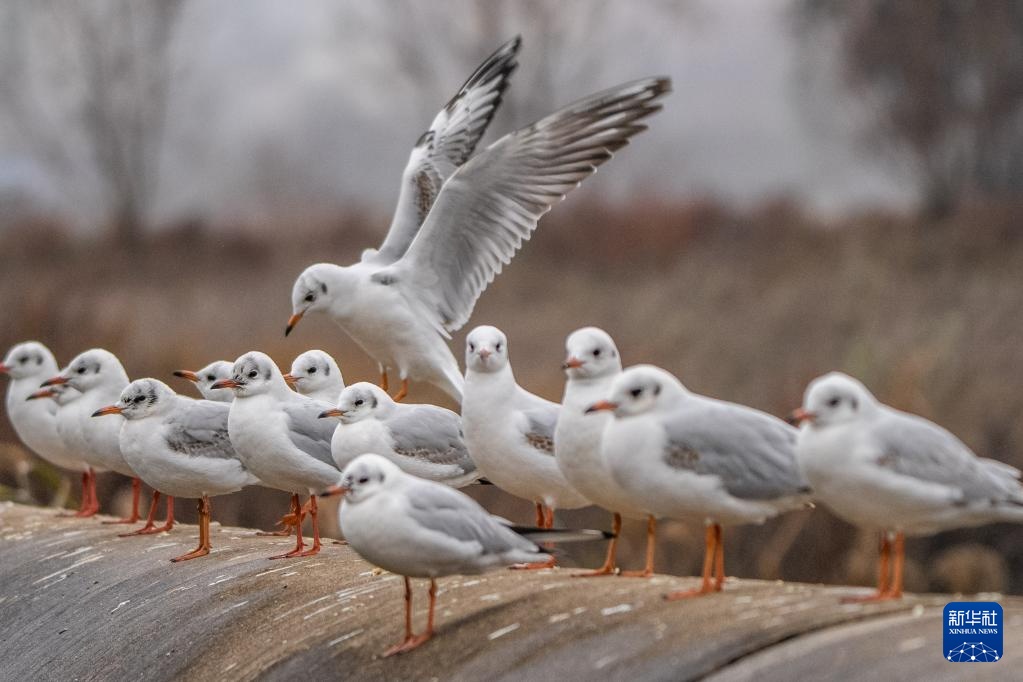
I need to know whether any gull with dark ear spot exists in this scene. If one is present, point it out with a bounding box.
[1,341,95,516]
[322,454,612,656]
[93,378,260,561]
[213,351,341,558]
[284,350,345,403]
[285,39,669,405]
[462,325,589,569]
[42,348,147,524]
[173,361,235,403]
[594,365,813,599]
[555,327,658,578]
[320,382,479,487]
[794,371,1023,602]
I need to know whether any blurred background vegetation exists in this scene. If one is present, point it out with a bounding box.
[2,0,1023,595]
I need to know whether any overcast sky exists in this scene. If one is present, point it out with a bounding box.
[0,0,913,232]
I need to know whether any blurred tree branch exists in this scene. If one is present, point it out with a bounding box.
[0,0,187,244]
[794,0,1023,218]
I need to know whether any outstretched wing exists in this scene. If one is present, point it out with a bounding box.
[662,400,808,501]
[367,37,521,265]
[374,77,671,335]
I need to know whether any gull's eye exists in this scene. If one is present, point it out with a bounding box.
[358,476,370,485]
[18,356,28,364]
[827,397,840,408]
[308,367,317,374]
[304,293,315,303]
[207,374,216,381]
[593,348,601,357]
[134,395,145,403]
[354,399,364,407]
[77,367,86,374]
[247,370,257,379]
[468,343,475,352]
[496,342,502,352]
[630,387,643,398]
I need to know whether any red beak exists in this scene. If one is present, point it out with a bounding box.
[318,408,344,419]
[478,349,491,360]
[283,373,299,388]
[92,405,124,417]
[320,484,349,498]
[562,356,585,370]
[787,408,816,426]
[210,379,240,390]
[173,370,199,382]
[40,375,69,387]
[26,388,56,401]
[0,363,10,375]
[285,311,304,337]
[585,400,618,414]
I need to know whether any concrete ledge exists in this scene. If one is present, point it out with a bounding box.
[0,502,1017,680]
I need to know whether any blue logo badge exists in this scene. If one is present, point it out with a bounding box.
[944,602,1003,662]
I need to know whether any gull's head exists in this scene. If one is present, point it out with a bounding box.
[794,372,876,428]
[320,382,388,424]
[563,327,621,380]
[287,264,343,336]
[1,341,56,381]
[589,365,685,419]
[287,350,342,398]
[98,379,175,420]
[465,325,509,373]
[328,453,402,504]
[174,361,234,402]
[214,352,283,398]
[46,349,126,393]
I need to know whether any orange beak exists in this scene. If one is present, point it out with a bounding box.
[92,405,124,417]
[320,484,349,498]
[585,400,618,414]
[0,363,10,375]
[40,375,69,387]
[562,356,585,370]
[210,378,240,390]
[318,408,344,419]
[787,408,816,426]
[26,388,56,401]
[173,370,199,382]
[285,311,304,337]
[478,348,491,360]
[283,373,299,388]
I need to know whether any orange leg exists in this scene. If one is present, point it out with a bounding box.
[383,577,436,657]
[512,503,557,570]
[533,501,545,527]
[269,494,321,559]
[258,494,300,537]
[573,512,621,577]
[842,532,901,603]
[713,524,725,591]
[172,496,211,562]
[392,378,409,402]
[664,523,718,600]
[103,477,143,524]
[294,495,322,557]
[379,368,389,393]
[622,515,657,578]
[61,469,98,518]
[120,491,174,536]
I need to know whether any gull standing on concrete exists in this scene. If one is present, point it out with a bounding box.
[555,328,657,577]
[284,350,344,403]
[321,454,610,656]
[213,351,340,558]
[41,349,146,523]
[1,342,94,515]
[319,382,478,487]
[93,379,260,561]
[173,361,235,402]
[286,40,670,403]
[791,372,1023,601]
[462,326,589,569]
[591,365,812,598]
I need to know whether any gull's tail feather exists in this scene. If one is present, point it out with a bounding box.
[509,526,615,544]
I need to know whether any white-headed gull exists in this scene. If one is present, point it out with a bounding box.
[792,371,1023,601]
[1,341,94,515]
[93,378,260,561]
[286,41,669,404]
[591,365,812,598]
[322,454,610,655]
[213,351,340,558]
[319,381,478,487]
[173,361,235,402]
[555,328,657,577]
[462,326,589,568]
[41,349,146,524]
[284,349,345,403]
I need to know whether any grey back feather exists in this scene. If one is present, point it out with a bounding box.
[386,404,476,473]
[522,403,559,456]
[283,398,340,468]
[407,482,538,555]
[165,400,236,460]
